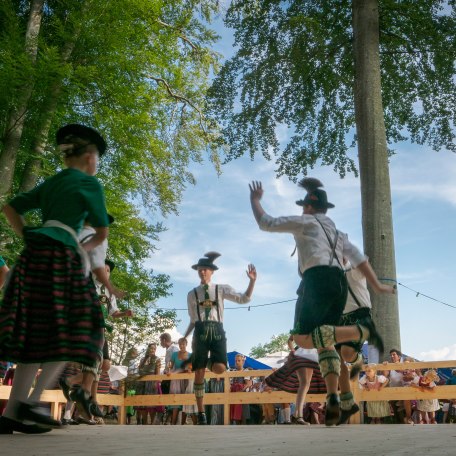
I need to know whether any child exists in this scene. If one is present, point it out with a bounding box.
[412,369,440,424]
[0,124,109,434]
[359,364,390,424]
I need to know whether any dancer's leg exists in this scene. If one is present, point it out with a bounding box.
[3,363,40,420]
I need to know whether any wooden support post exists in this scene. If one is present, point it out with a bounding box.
[224,374,230,425]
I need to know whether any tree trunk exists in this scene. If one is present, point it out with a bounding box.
[19,94,58,192]
[0,0,44,200]
[19,6,85,192]
[352,0,401,358]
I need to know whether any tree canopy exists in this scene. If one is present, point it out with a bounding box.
[0,0,222,347]
[208,0,456,179]
[249,333,289,359]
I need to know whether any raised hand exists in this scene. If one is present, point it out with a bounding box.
[246,264,257,281]
[249,181,264,200]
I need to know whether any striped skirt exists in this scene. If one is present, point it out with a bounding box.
[0,238,104,367]
[265,354,327,394]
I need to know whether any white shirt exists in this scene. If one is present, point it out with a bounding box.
[94,279,118,315]
[79,226,108,271]
[164,344,179,373]
[258,213,366,275]
[187,282,251,324]
[343,266,372,314]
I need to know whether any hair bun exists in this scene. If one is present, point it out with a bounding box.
[298,177,324,192]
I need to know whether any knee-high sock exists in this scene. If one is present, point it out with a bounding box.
[340,391,355,411]
[63,401,75,420]
[318,350,341,378]
[28,361,66,403]
[311,325,336,349]
[3,363,40,419]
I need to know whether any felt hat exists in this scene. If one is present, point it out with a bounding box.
[191,252,221,271]
[296,188,335,209]
[295,177,335,209]
[56,123,107,156]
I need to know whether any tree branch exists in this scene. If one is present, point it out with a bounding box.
[156,19,198,51]
[149,76,208,135]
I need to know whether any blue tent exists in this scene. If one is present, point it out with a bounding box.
[227,351,272,370]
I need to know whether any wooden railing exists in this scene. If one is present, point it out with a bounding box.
[1,360,455,425]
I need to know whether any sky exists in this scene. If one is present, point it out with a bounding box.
[151,8,456,363]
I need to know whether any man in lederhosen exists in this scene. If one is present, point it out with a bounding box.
[183,252,257,425]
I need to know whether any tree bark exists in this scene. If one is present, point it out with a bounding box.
[0,0,44,200]
[352,0,401,358]
[19,34,80,192]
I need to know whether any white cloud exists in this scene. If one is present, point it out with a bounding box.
[415,344,456,362]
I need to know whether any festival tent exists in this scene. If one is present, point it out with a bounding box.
[227,351,272,370]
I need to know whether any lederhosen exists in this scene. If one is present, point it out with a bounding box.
[292,217,348,335]
[335,273,376,353]
[191,285,227,370]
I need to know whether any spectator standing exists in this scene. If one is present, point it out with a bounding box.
[359,364,390,424]
[136,343,163,425]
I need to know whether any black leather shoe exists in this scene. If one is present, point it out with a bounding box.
[17,402,62,429]
[61,418,80,426]
[325,394,341,426]
[69,387,92,418]
[59,377,72,402]
[0,416,53,434]
[89,400,104,418]
[360,319,384,354]
[337,403,360,425]
[76,416,97,425]
[197,412,207,425]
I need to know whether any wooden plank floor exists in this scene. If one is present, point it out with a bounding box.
[1,423,455,455]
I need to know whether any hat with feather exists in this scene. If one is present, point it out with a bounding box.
[295,177,335,209]
[192,252,221,271]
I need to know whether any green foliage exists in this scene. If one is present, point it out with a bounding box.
[0,0,222,356]
[249,333,289,359]
[107,308,178,365]
[208,0,456,180]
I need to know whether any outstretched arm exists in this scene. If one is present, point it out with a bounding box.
[249,181,265,224]
[356,261,396,295]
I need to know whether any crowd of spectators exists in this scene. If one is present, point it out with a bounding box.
[2,339,456,426]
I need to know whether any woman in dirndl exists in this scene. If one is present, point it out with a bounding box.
[136,343,164,424]
[0,124,109,434]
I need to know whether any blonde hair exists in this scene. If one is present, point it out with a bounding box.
[365,363,377,372]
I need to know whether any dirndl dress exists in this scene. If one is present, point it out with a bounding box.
[0,237,105,367]
[265,353,327,394]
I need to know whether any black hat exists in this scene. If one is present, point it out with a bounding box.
[296,177,335,209]
[105,259,115,271]
[56,124,107,156]
[296,189,335,209]
[191,252,221,271]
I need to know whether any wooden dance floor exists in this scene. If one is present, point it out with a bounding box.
[1,424,455,455]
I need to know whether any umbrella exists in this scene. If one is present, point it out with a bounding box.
[108,365,128,382]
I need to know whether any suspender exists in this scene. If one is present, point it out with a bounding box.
[313,215,340,267]
[193,285,220,321]
[313,216,363,308]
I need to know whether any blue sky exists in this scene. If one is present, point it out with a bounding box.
[151,7,456,362]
